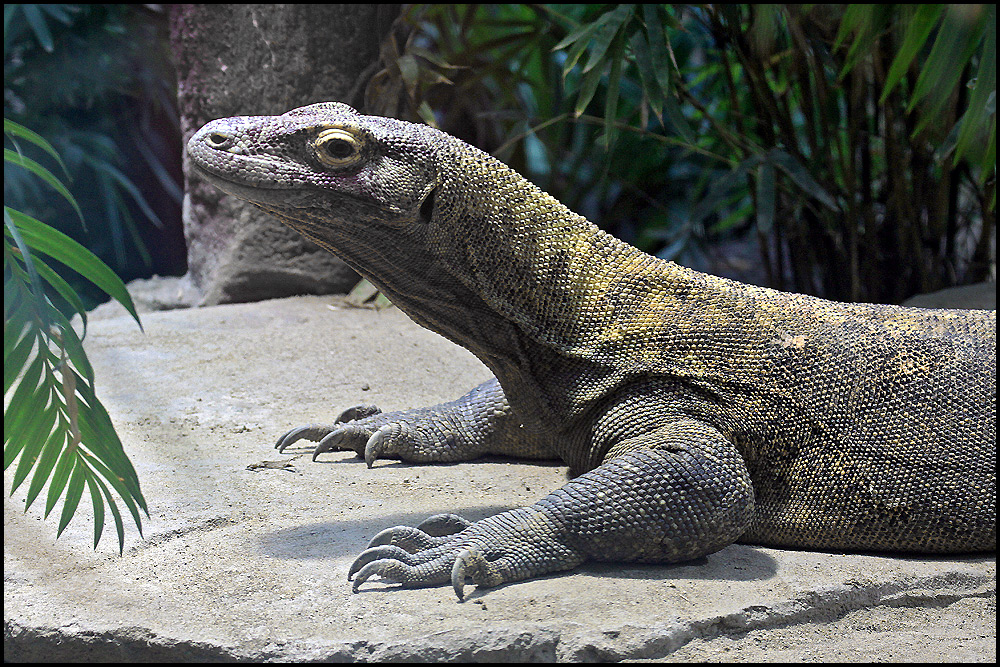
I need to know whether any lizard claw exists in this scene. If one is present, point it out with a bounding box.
[275,424,333,452]
[313,423,371,460]
[348,544,413,580]
[364,424,400,467]
[274,405,382,454]
[415,513,473,537]
[451,547,503,601]
[366,525,448,551]
[335,404,381,423]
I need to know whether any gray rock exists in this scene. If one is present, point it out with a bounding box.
[4,296,995,661]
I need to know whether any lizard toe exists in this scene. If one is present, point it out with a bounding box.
[313,423,374,460]
[347,544,417,580]
[451,547,504,600]
[275,424,334,452]
[335,404,382,423]
[415,513,474,536]
[366,524,451,552]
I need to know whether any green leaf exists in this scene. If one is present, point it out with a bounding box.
[662,93,696,144]
[44,440,78,517]
[581,6,632,74]
[766,149,839,211]
[6,207,142,330]
[558,23,601,78]
[5,209,50,327]
[29,252,90,338]
[909,5,989,135]
[602,38,626,148]
[4,350,47,450]
[82,453,145,538]
[642,4,673,98]
[952,10,995,164]
[4,118,70,176]
[56,461,86,537]
[4,396,57,476]
[7,379,56,494]
[20,3,54,52]
[84,469,106,548]
[4,149,84,224]
[880,5,945,104]
[91,472,126,554]
[629,30,665,124]
[23,414,68,512]
[574,62,605,116]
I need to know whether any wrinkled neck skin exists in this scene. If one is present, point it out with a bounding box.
[199,117,695,443]
[279,136,690,440]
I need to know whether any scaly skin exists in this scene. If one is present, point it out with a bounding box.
[188,102,996,599]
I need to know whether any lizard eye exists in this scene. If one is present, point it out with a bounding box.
[314,128,362,167]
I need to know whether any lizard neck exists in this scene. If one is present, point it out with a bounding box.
[427,141,683,367]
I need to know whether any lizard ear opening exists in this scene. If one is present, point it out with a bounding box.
[418,185,438,223]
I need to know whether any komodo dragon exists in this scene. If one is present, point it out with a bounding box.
[188,102,996,599]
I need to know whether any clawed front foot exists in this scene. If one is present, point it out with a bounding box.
[272,379,533,466]
[347,509,584,600]
[274,403,384,463]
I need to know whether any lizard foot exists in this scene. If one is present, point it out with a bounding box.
[273,379,552,465]
[274,407,477,466]
[348,507,584,600]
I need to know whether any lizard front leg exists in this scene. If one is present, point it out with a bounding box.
[349,418,755,598]
[275,378,556,465]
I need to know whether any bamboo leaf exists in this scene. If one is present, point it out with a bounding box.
[559,24,600,78]
[953,11,995,164]
[20,3,54,52]
[909,5,988,136]
[629,30,664,124]
[766,149,839,211]
[642,4,673,99]
[574,61,605,116]
[880,5,945,103]
[581,6,632,75]
[662,93,696,144]
[602,38,626,148]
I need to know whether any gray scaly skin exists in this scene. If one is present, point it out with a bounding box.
[188,102,996,599]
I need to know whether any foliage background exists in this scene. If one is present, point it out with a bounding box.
[368,3,995,304]
[5,4,184,311]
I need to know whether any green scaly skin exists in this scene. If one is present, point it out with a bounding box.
[188,102,996,600]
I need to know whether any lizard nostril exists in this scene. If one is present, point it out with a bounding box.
[206,131,231,148]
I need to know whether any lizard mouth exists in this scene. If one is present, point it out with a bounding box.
[189,161,319,209]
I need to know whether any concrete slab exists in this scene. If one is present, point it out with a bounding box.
[4,295,996,661]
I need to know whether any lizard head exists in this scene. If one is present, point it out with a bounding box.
[187,102,443,243]
[187,102,611,367]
